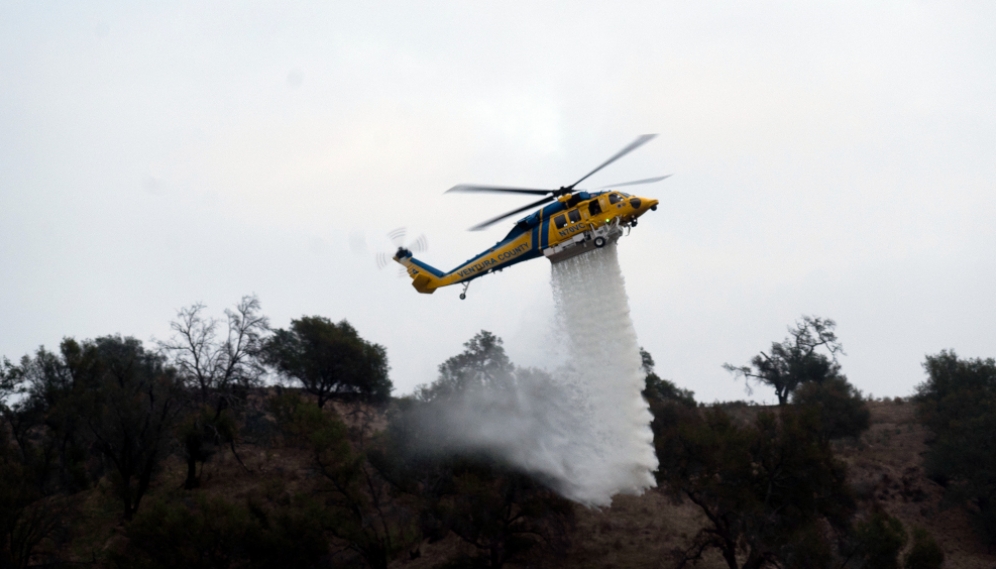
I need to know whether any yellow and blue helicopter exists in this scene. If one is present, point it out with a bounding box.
[394,134,668,299]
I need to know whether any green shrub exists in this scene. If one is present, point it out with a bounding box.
[793,376,870,440]
[903,527,944,569]
[851,511,906,569]
[915,350,996,545]
[116,493,328,569]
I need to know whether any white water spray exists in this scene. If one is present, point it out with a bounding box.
[547,243,659,503]
[414,244,658,506]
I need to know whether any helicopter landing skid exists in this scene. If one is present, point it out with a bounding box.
[542,221,624,264]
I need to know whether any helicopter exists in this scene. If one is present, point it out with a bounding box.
[393,134,668,299]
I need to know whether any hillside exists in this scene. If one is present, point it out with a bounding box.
[392,400,993,568]
[15,394,996,568]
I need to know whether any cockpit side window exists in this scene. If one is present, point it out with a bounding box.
[588,199,602,216]
[553,214,567,229]
[568,209,581,223]
[608,193,622,205]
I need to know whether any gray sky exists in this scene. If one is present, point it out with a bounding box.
[2,1,995,403]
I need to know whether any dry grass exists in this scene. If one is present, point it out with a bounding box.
[837,400,995,569]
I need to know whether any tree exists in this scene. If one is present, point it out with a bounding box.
[0,336,184,556]
[391,333,577,568]
[793,376,870,440]
[79,336,185,520]
[724,316,844,405]
[655,406,854,569]
[158,296,269,489]
[0,422,67,569]
[381,418,575,569]
[640,348,695,408]
[427,458,574,569]
[0,344,94,566]
[273,391,417,569]
[915,350,996,545]
[5,343,92,493]
[158,295,269,405]
[265,317,391,407]
[415,331,514,403]
[0,357,15,405]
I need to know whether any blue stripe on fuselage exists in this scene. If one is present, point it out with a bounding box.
[410,259,444,277]
[458,249,543,283]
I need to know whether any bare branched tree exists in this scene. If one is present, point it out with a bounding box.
[158,295,269,405]
[157,295,270,488]
[724,316,844,405]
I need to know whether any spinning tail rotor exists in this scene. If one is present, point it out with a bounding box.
[376,228,428,275]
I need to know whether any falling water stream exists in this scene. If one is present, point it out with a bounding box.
[546,243,658,504]
[414,243,658,506]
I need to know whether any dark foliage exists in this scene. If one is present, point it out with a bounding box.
[115,492,329,569]
[654,405,854,569]
[0,335,185,563]
[265,317,391,407]
[1,350,80,567]
[725,316,844,405]
[848,511,907,569]
[415,331,514,403]
[915,350,996,545]
[380,434,576,569]
[0,425,68,569]
[640,348,695,408]
[0,312,977,569]
[274,391,417,569]
[903,527,944,569]
[76,336,186,520]
[428,458,575,569]
[793,376,870,440]
[174,405,238,490]
[6,341,93,494]
[7,336,184,521]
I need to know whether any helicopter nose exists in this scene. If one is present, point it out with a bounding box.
[632,197,658,212]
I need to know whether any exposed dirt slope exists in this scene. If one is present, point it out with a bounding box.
[836,400,994,569]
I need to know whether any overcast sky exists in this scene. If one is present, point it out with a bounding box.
[2,1,994,403]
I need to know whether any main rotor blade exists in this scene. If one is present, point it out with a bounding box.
[469,195,555,231]
[594,175,671,189]
[569,134,658,189]
[447,184,552,196]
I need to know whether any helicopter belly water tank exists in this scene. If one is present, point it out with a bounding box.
[543,223,624,264]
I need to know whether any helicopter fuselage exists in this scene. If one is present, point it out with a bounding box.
[394,190,659,294]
